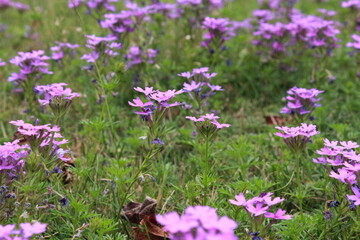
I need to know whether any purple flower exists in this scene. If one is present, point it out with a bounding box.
[156,205,238,240]
[68,0,117,11]
[317,8,337,17]
[346,34,360,50]
[187,113,230,129]
[20,222,47,238]
[201,17,236,49]
[229,193,247,206]
[128,97,154,108]
[50,42,79,61]
[35,83,80,106]
[280,86,324,119]
[264,208,292,220]
[8,50,52,85]
[0,222,46,239]
[230,192,291,221]
[329,168,357,184]
[81,35,121,63]
[274,123,319,151]
[0,0,29,11]
[9,120,70,162]
[129,87,183,123]
[125,46,157,69]
[347,186,360,205]
[341,0,360,8]
[0,140,29,177]
[134,86,156,95]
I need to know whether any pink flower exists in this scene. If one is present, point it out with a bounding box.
[20,222,47,238]
[246,202,269,216]
[185,116,205,122]
[128,97,153,108]
[229,193,247,206]
[329,168,356,184]
[264,209,292,220]
[211,120,231,129]
[134,87,156,95]
[347,186,360,205]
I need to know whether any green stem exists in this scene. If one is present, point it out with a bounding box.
[295,152,303,216]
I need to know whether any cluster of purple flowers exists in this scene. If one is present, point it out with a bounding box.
[128,87,183,124]
[230,192,292,220]
[35,83,80,117]
[68,0,117,11]
[253,13,340,56]
[0,140,29,179]
[274,123,319,152]
[125,46,157,69]
[347,34,360,50]
[177,0,226,9]
[201,17,236,49]
[317,8,337,18]
[100,3,155,37]
[81,34,122,63]
[0,0,29,11]
[0,222,46,240]
[50,42,80,61]
[313,139,360,206]
[156,205,238,240]
[178,67,223,110]
[8,50,53,85]
[280,86,324,119]
[186,113,231,129]
[341,0,360,8]
[9,120,71,162]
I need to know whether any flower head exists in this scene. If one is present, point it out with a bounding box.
[157,205,238,240]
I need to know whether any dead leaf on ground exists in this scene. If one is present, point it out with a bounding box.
[264,115,288,125]
[121,196,169,240]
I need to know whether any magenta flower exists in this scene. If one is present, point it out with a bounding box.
[128,97,154,108]
[20,222,47,238]
[8,50,52,85]
[246,201,269,216]
[201,17,236,49]
[134,86,156,95]
[275,123,319,152]
[264,209,292,220]
[35,83,80,106]
[129,87,183,124]
[0,0,29,11]
[280,86,324,120]
[125,46,157,69]
[9,120,70,162]
[229,192,291,223]
[183,81,202,92]
[186,113,230,139]
[341,0,360,8]
[68,0,117,12]
[179,67,223,111]
[211,120,231,129]
[157,205,238,240]
[81,35,121,63]
[329,168,356,184]
[347,186,360,205]
[185,116,205,122]
[50,42,79,61]
[229,193,247,206]
[0,222,46,239]
[0,140,29,178]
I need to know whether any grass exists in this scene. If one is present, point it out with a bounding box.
[0,0,360,239]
